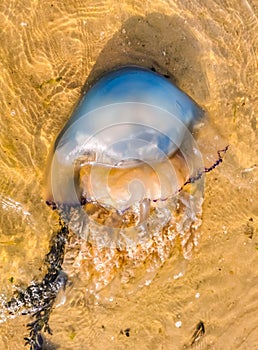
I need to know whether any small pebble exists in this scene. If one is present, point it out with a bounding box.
[175,321,182,328]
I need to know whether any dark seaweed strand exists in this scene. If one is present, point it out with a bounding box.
[179,145,229,192]
[5,219,69,350]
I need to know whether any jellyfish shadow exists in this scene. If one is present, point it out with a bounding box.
[79,12,227,170]
[83,12,209,104]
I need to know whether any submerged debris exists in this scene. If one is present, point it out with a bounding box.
[190,320,205,346]
[5,220,69,350]
[120,328,131,337]
[244,217,254,239]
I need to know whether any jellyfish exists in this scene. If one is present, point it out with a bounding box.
[44,66,210,298]
[46,66,204,237]
[3,66,228,347]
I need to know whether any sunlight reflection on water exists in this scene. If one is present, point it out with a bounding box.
[0,0,257,349]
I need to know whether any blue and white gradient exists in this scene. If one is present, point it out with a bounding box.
[55,66,203,162]
[46,66,204,246]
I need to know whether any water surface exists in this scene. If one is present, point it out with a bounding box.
[0,0,257,349]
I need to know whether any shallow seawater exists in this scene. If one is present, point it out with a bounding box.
[0,0,257,349]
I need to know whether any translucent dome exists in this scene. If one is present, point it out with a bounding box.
[46,66,204,248]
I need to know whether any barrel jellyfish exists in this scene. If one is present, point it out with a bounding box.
[45,66,211,297]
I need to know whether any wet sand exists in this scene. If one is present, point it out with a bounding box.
[0,0,257,349]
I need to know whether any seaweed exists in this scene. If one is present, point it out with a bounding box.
[38,77,63,90]
[183,145,229,187]
[5,220,69,350]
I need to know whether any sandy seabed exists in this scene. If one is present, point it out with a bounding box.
[0,0,257,349]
